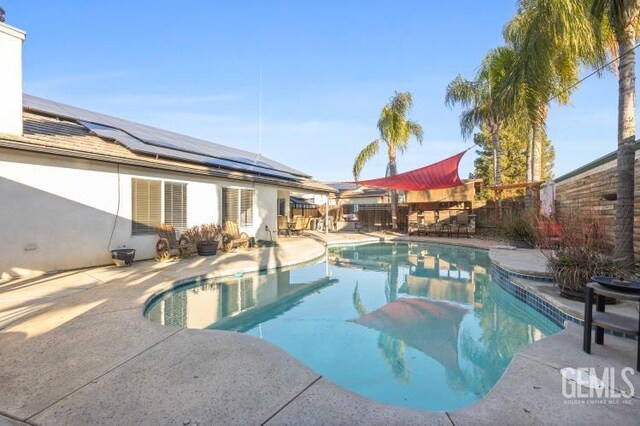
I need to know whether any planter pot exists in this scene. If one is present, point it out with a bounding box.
[197,242,218,256]
[110,249,136,267]
[559,286,617,304]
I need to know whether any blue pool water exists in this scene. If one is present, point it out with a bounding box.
[145,242,560,412]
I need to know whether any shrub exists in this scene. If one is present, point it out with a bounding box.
[497,209,536,245]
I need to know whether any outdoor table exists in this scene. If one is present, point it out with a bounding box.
[583,282,640,371]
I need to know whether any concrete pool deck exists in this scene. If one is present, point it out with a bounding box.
[0,233,638,425]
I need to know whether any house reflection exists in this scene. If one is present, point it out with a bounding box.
[401,244,487,306]
[146,265,337,331]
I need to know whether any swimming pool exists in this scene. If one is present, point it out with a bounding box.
[145,242,560,412]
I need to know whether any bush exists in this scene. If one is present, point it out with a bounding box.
[497,210,536,245]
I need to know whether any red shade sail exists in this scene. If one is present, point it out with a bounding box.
[357,150,468,191]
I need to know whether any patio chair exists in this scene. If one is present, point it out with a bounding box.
[435,210,452,237]
[290,216,305,236]
[277,215,290,237]
[422,211,437,236]
[155,224,195,260]
[453,211,471,238]
[537,220,562,249]
[223,220,250,251]
[408,212,419,235]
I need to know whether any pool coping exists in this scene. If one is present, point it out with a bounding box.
[0,234,637,425]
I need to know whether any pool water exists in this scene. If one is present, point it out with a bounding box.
[145,242,560,412]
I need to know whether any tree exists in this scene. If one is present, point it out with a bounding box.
[352,91,424,230]
[504,0,638,262]
[472,123,555,199]
[502,0,601,184]
[445,46,519,188]
[591,0,640,264]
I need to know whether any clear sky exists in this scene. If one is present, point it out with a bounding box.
[7,1,633,182]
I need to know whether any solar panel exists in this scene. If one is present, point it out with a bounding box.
[23,94,310,178]
[78,121,300,181]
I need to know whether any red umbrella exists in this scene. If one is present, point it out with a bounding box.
[352,298,470,373]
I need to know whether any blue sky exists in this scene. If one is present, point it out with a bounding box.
[8,1,630,182]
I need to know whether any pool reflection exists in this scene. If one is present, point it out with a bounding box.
[145,242,560,412]
[146,264,337,332]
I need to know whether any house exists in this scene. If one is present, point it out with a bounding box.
[0,20,333,278]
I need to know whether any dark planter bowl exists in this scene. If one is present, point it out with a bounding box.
[559,287,617,304]
[197,242,218,256]
[110,249,136,267]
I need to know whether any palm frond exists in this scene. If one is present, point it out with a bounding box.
[445,75,478,108]
[353,139,380,181]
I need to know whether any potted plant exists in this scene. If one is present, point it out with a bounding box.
[110,248,136,266]
[543,214,633,301]
[183,224,222,256]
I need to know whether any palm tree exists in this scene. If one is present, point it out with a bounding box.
[352,91,424,230]
[591,0,640,264]
[445,46,519,187]
[501,0,601,184]
[503,0,638,263]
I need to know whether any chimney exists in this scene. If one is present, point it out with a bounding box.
[0,10,26,137]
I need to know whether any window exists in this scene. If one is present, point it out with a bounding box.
[132,178,187,235]
[277,198,286,216]
[164,182,187,231]
[132,178,161,234]
[222,187,254,227]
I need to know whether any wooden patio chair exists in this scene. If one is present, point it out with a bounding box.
[223,220,250,251]
[290,216,305,236]
[277,215,290,237]
[155,224,195,260]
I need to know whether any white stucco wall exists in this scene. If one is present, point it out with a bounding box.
[0,23,25,137]
[0,148,285,278]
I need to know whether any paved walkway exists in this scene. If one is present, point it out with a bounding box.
[0,234,638,425]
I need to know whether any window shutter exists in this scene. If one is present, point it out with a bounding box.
[240,189,254,226]
[164,182,187,231]
[222,187,254,227]
[222,187,239,225]
[132,178,161,234]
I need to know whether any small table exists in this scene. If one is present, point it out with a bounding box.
[583,282,640,370]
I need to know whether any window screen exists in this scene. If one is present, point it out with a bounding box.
[164,182,187,231]
[132,178,161,234]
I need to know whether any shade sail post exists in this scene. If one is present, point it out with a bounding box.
[324,197,329,235]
